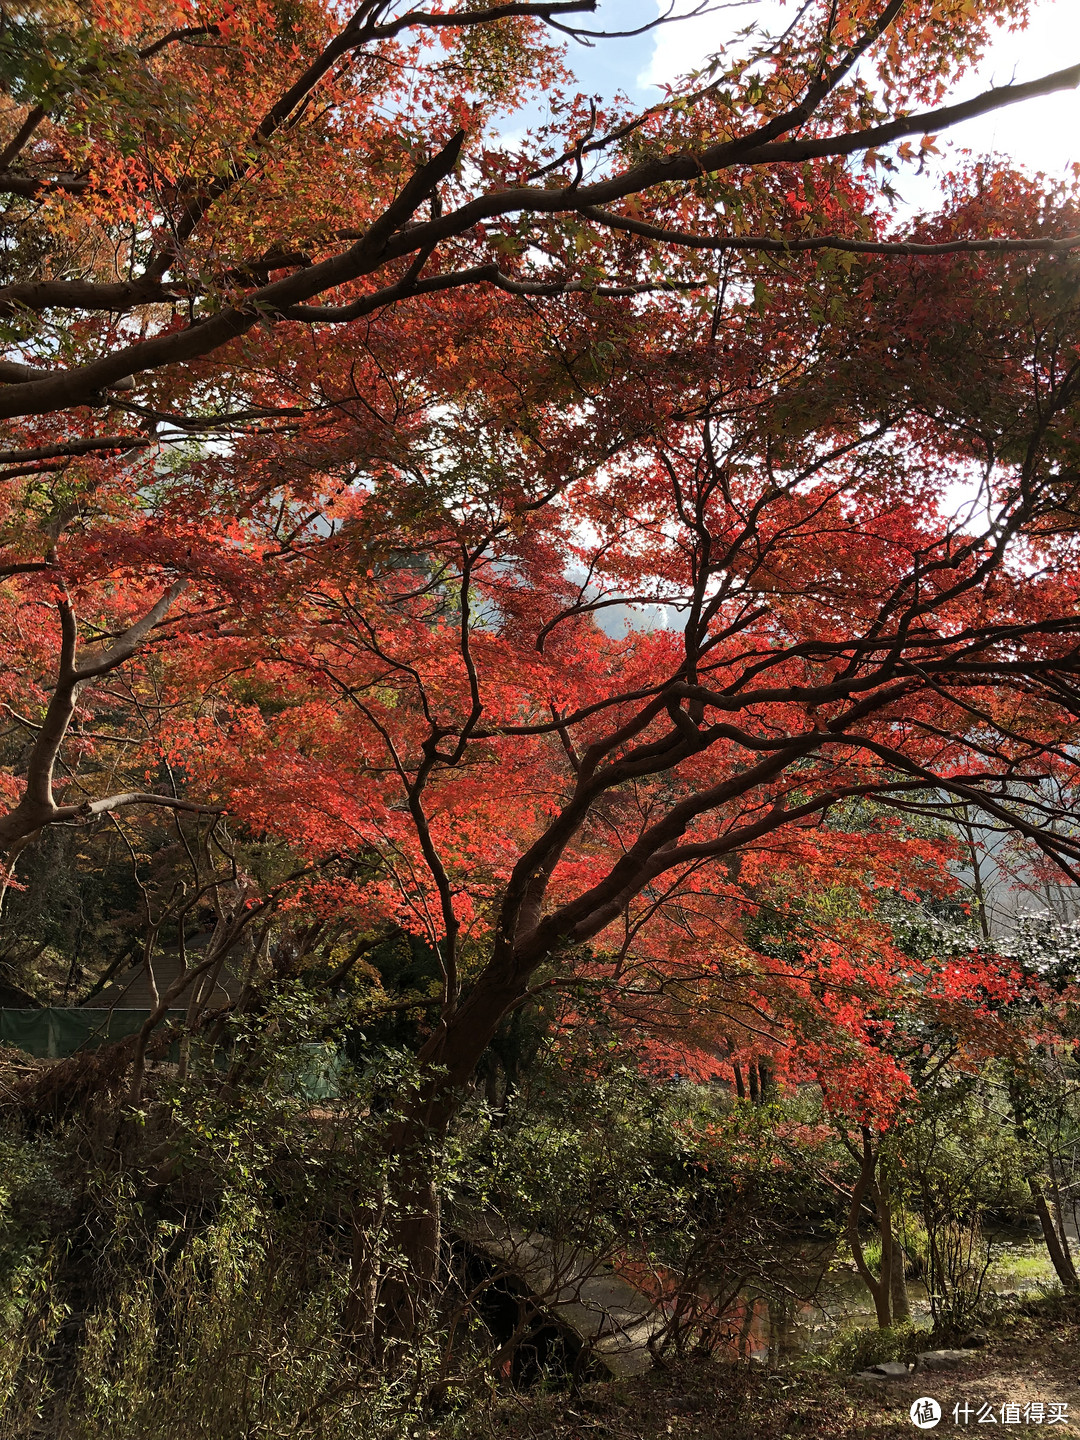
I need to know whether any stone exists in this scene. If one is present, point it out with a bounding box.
[960,1332,988,1349]
[878,1361,913,1378]
[867,1361,913,1379]
[916,1349,971,1371]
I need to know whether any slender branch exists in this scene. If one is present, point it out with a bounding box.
[51,792,222,822]
[579,209,1080,259]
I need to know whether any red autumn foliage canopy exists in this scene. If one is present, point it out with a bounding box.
[2,0,1080,1121]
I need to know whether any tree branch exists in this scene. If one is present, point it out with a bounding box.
[0,580,190,849]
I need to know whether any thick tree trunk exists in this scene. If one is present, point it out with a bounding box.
[378,1172,443,1343]
[344,959,528,1338]
[393,1172,442,1289]
[347,1162,444,1347]
[345,1184,387,1349]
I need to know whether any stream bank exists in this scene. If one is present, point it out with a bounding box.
[749,1225,1063,1361]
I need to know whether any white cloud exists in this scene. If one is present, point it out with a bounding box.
[640,0,786,93]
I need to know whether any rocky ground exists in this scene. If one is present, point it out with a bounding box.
[459,1300,1080,1440]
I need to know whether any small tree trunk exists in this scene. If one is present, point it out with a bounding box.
[1048,1159,1079,1280]
[890,1237,911,1323]
[879,1172,911,1323]
[887,1175,915,1319]
[732,1063,746,1099]
[1009,1085,1080,1295]
[847,1129,891,1329]
[875,1179,897,1326]
[1030,1178,1080,1292]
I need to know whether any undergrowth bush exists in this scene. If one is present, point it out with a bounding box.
[0,1013,854,1435]
[0,1000,490,1440]
[9,994,1055,1435]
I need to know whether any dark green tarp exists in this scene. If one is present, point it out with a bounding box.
[0,1008,343,1099]
[0,1007,184,1059]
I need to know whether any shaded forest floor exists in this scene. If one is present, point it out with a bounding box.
[458,1303,1080,1440]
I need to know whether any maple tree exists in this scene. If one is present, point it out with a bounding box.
[0,0,1078,426]
[5,0,1080,1312]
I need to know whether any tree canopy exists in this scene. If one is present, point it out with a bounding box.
[2,0,1080,1136]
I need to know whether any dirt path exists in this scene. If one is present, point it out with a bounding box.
[848,1326,1080,1436]
[467,1309,1080,1440]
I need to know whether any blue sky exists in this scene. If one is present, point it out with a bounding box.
[555,0,659,105]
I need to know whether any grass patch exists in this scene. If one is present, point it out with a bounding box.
[986,1248,1054,1291]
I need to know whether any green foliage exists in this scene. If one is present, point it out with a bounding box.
[463,1057,691,1231]
[0,1006,468,1439]
[456,1049,843,1358]
[0,978,1072,1432]
[0,7,102,108]
[899,1083,1030,1329]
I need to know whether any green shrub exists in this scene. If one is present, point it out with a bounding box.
[0,1015,481,1440]
[817,1320,933,1375]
